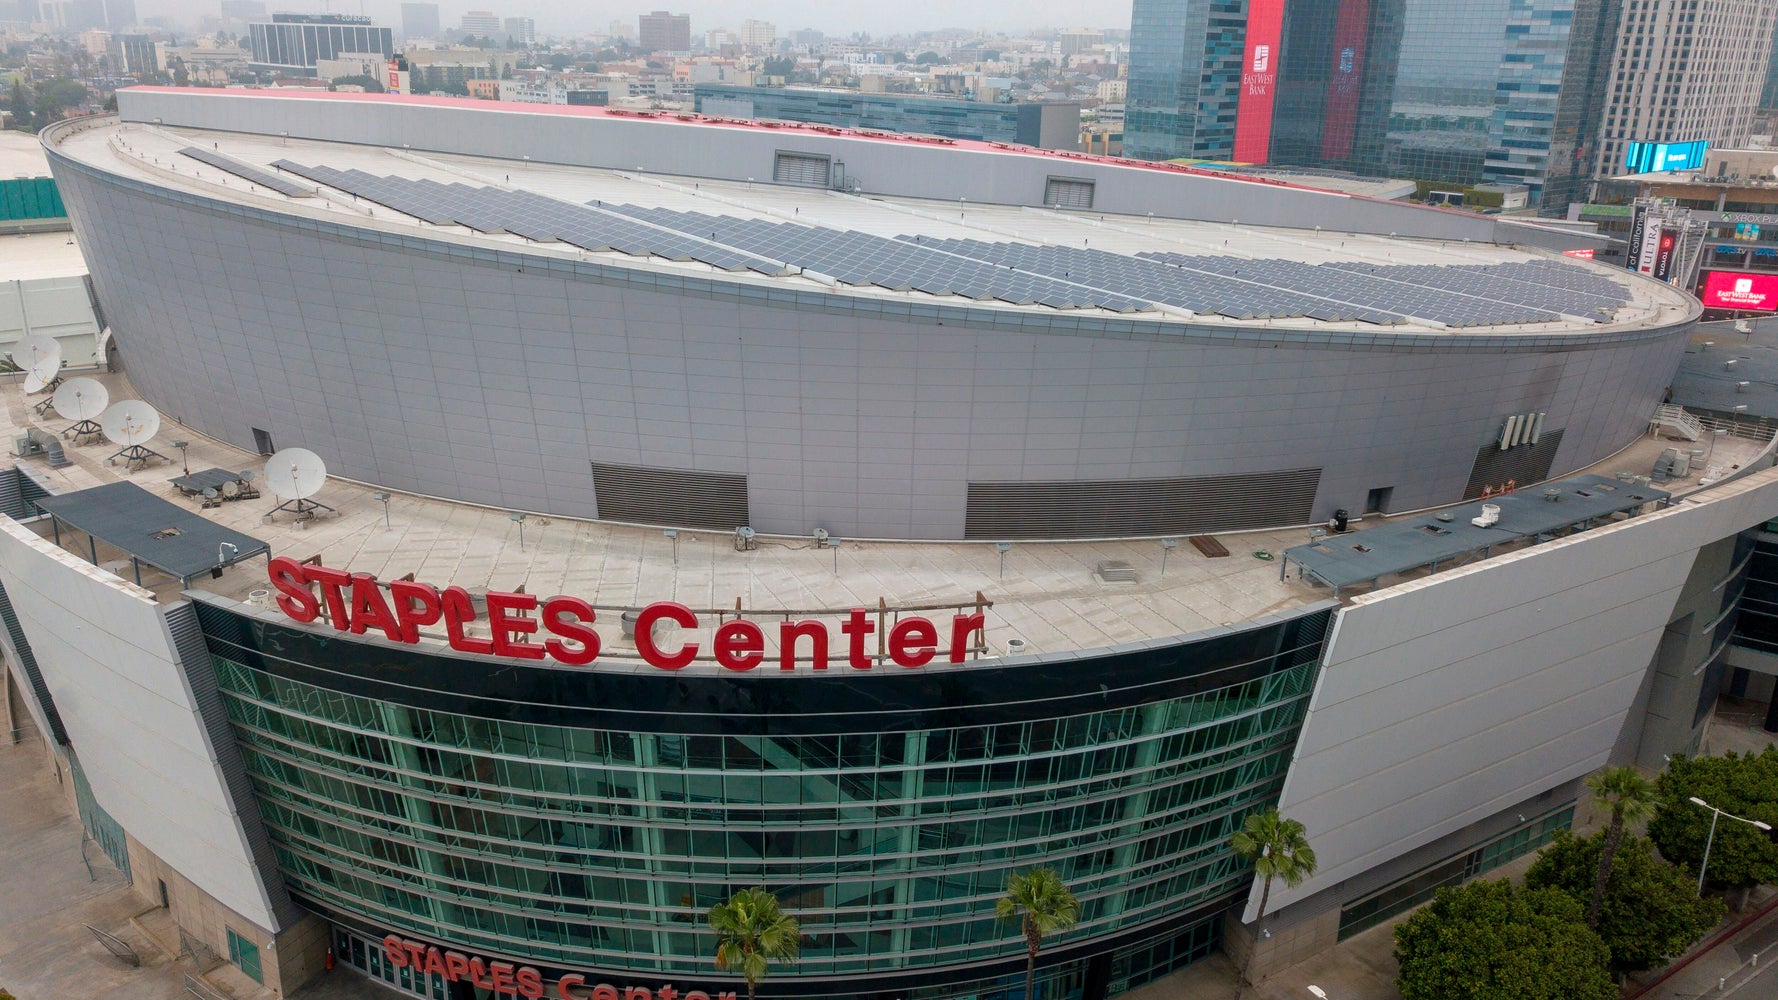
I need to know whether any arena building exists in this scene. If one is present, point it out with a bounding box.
[1,87,1774,1000]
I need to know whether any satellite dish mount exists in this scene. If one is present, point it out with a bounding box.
[100,400,168,471]
[53,377,108,444]
[264,447,335,521]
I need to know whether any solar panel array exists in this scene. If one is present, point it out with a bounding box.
[906,238,1404,324]
[255,162,1632,326]
[179,147,311,198]
[1137,252,1629,327]
[600,205,1150,310]
[270,162,785,274]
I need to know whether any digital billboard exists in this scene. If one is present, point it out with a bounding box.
[1624,140,1709,174]
[1701,271,1778,312]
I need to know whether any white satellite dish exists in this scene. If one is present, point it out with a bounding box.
[21,362,55,394]
[101,399,168,470]
[101,400,160,446]
[265,447,334,519]
[53,377,107,442]
[12,334,60,376]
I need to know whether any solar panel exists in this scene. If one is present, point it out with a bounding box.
[182,148,311,198]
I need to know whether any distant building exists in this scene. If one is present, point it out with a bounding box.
[218,0,264,24]
[458,10,500,36]
[638,10,690,53]
[1124,0,1622,215]
[1595,0,1778,183]
[109,31,155,75]
[1058,28,1101,57]
[694,84,1082,150]
[37,0,133,31]
[789,27,824,51]
[502,16,534,45]
[248,13,392,76]
[738,18,774,52]
[399,2,438,40]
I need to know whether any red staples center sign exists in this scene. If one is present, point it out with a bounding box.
[381,935,735,1000]
[266,557,985,671]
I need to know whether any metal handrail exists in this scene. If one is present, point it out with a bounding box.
[184,975,230,1000]
[83,924,140,966]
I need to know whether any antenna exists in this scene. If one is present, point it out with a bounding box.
[264,447,335,521]
[13,334,60,382]
[100,399,168,470]
[52,377,108,443]
[15,335,63,415]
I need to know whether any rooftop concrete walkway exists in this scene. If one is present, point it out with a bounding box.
[0,738,169,999]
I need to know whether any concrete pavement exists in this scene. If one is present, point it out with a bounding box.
[0,738,178,999]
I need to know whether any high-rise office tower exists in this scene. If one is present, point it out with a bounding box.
[1126,0,1621,213]
[1124,0,1252,161]
[1595,0,1778,180]
[503,16,534,45]
[638,10,691,52]
[459,10,500,35]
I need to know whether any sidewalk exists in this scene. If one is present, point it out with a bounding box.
[0,739,181,1000]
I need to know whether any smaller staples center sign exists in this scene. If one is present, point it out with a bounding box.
[266,557,983,672]
[1702,271,1778,312]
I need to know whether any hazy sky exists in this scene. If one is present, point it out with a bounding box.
[141,0,1135,37]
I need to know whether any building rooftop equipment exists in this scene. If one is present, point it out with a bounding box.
[1282,474,1671,596]
[32,480,271,587]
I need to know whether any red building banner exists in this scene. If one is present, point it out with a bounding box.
[1320,0,1371,160]
[1234,0,1287,163]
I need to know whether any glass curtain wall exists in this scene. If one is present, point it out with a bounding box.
[210,651,1321,984]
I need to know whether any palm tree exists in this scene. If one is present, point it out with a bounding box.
[1585,765,1657,927]
[1229,809,1317,922]
[708,887,800,1000]
[996,867,1081,1000]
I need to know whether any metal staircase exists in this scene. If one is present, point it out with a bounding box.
[1650,403,1704,442]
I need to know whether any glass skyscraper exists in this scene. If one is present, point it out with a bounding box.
[1124,0,1250,160]
[1126,0,1618,213]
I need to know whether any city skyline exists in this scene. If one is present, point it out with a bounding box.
[160,0,1134,38]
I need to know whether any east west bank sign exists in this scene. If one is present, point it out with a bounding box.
[267,557,986,671]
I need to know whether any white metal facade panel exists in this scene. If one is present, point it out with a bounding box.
[1253,468,1778,921]
[0,518,279,930]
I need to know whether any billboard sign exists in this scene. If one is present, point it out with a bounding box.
[1635,210,1663,275]
[1652,229,1678,281]
[1624,140,1709,174]
[1701,271,1778,311]
[1626,204,1650,272]
[1319,0,1371,160]
[1233,0,1286,163]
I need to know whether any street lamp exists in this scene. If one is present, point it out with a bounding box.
[1689,795,1772,893]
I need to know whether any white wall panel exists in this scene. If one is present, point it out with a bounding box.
[0,517,278,929]
[1256,468,1778,920]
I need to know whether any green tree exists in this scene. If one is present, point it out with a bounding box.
[1394,880,1616,1000]
[996,867,1080,1000]
[1584,765,1657,927]
[761,55,794,77]
[708,887,800,1000]
[1648,750,1778,895]
[915,51,944,64]
[1228,808,1317,921]
[1526,830,1724,975]
[328,74,385,93]
[8,78,31,131]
